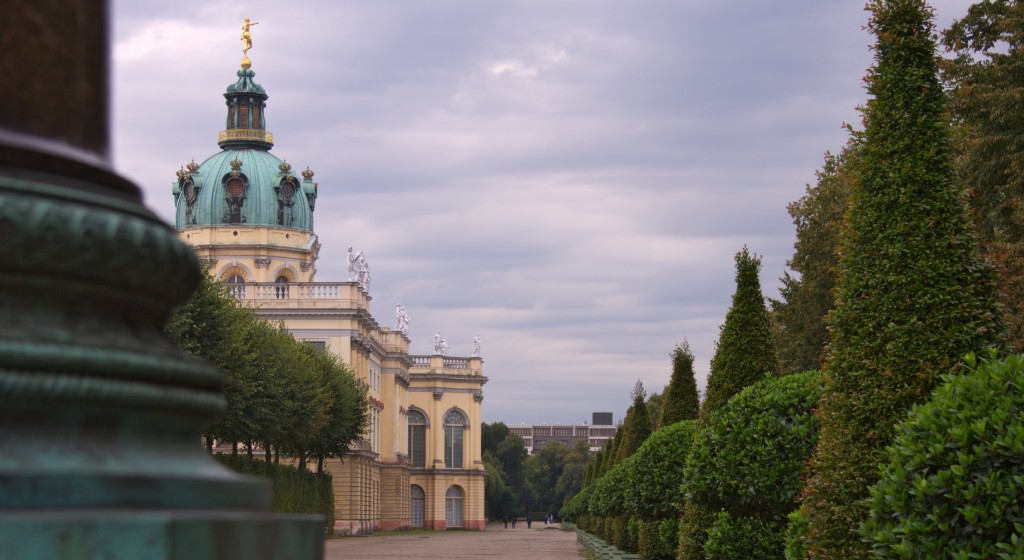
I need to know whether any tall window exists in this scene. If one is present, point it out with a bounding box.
[445,486,464,528]
[408,409,426,468]
[444,409,466,469]
[411,485,425,528]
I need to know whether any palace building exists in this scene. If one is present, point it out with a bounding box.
[169,43,487,534]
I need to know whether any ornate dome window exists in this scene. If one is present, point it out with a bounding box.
[276,175,298,227]
[222,159,248,225]
[226,177,245,198]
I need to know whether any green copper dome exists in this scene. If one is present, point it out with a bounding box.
[172,67,317,232]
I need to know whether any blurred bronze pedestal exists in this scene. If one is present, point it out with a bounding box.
[0,2,323,558]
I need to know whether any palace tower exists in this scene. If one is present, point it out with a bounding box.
[171,44,487,534]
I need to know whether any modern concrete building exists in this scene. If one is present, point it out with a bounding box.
[509,413,618,454]
[171,52,487,534]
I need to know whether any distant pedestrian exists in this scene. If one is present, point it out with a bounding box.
[511,516,517,528]
[526,514,533,528]
[503,517,508,529]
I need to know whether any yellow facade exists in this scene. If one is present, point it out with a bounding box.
[178,223,488,534]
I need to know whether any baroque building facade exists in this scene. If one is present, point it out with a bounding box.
[170,55,486,534]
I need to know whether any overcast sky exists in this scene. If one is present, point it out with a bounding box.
[111,0,974,426]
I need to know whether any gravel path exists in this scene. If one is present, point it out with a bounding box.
[324,524,585,559]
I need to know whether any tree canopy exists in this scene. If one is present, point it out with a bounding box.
[166,267,367,471]
[771,143,857,374]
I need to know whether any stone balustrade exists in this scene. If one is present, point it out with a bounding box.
[409,354,484,376]
[229,281,369,309]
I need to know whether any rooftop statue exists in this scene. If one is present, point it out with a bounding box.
[347,246,371,292]
[240,17,259,69]
[395,303,411,336]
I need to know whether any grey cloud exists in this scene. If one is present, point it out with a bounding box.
[112,0,975,424]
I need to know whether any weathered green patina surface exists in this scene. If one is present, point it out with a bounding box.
[0,2,324,558]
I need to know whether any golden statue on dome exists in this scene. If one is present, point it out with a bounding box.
[240,17,259,69]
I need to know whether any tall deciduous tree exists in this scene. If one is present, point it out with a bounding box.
[771,144,857,374]
[942,0,1024,351]
[703,247,778,415]
[303,346,369,473]
[800,2,1004,557]
[166,268,368,471]
[165,262,253,448]
[481,421,511,456]
[659,340,700,427]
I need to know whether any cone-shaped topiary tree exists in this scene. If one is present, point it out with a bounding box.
[703,247,779,415]
[799,1,1005,557]
[616,380,653,463]
[659,340,700,427]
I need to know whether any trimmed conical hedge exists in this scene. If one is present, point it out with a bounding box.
[799,1,1005,557]
[703,247,778,415]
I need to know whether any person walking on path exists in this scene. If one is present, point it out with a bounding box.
[511,516,517,528]
[526,514,533,529]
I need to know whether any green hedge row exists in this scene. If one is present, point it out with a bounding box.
[566,371,821,560]
[215,454,334,532]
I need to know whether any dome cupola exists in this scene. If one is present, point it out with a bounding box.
[171,36,318,232]
[218,67,272,150]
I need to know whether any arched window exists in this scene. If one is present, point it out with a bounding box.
[445,486,464,528]
[274,275,290,299]
[444,409,466,469]
[225,178,246,224]
[408,409,426,468]
[411,485,425,528]
[277,177,296,226]
[225,273,245,298]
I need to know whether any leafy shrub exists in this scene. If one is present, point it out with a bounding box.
[624,515,640,553]
[704,510,784,560]
[639,518,679,560]
[588,458,634,517]
[609,515,629,550]
[623,420,697,520]
[216,454,334,532]
[863,354,1024,558]
[561,483,591,521]
[783,506,810,560]
[677,502,714,560]
[685,371,822,519]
